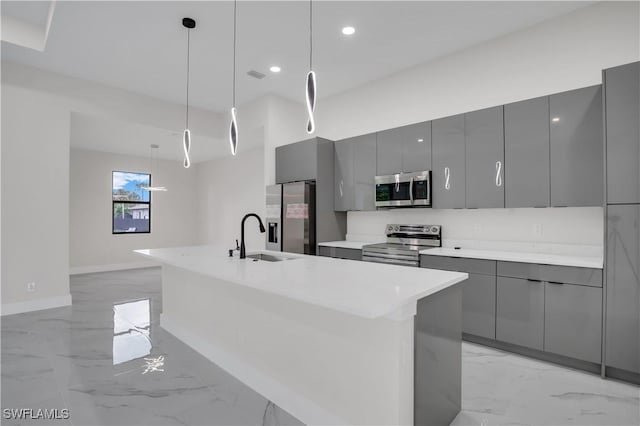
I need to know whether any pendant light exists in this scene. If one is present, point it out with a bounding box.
[305,0,316,134]
[141,144,168,192]
[182,17,195,168]
[229,0,239,156]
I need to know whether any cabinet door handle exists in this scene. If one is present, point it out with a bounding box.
[339,180,343,197]
[526,278,542,283]
[444,167,451,190]
[495,161,503,187]
[548,281,564,285]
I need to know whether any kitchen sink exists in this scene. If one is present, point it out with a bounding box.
[246,253,298,262]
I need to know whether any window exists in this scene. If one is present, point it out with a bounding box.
[112,171,151,234]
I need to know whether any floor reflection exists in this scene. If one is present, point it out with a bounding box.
[112,299,151,365]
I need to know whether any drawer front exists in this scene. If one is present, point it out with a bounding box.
[318,246,333,257]
[496,276,545,350]
[497,261,602,287]
[545,283,602,364]
[335,247,362,261]
[421,255,496,275]
[318,246,362,261]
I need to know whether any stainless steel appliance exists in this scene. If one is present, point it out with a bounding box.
[265,182,316,255]
[362,224,441,267]
[374,170,431,208]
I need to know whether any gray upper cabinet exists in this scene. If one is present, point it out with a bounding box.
[549,85,603,207]
[275,139,318,184]
[432,114,466,209]
[353,133,377,211]
[504,96,550,208]
[605,62,640,204]
[334,139,355,211]
[606,204,640,374]
[545,283,602,364]
[376,122,431,175]
[465,106,505,208]
[334,134,376,211]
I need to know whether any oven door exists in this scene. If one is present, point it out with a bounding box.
[375,174,412,208]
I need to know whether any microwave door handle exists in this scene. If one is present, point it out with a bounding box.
[409,177,414,204]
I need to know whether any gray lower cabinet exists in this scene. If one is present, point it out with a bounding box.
[465,106,505,208]
[420,255,496,338]
[463,273,496,339]
[432,114,466,209]
[496,276,544,350]
[545,283,602,364]
[606,204,640,374]
[318,246,362,261]
[605,62,640,204]
[549,85,603,207]
[376,122,431,175]
[334,134,376,211]
[504,96,550,208]
[275,139,318,184]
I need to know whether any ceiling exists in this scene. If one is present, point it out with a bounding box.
[2,1,594,114]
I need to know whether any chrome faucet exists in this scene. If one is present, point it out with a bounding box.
[240,213,266,259]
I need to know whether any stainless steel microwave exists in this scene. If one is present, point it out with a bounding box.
[375,171,431,208]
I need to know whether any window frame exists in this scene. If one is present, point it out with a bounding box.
[112,170,152,235]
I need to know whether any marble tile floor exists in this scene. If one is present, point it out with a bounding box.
[1,267,638,426]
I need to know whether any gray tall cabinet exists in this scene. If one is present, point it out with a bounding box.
[604,61,640,384]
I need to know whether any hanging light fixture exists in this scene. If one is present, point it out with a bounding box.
[229,0,239,156]
[305,0,316,134]
[182,17,195,168]
[141,144,168,192]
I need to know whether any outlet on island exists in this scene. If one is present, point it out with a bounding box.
[26,282,36,292]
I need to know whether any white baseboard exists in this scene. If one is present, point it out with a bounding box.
[160,313,345,426]
[69,261,159,275]
[1,294,72,316]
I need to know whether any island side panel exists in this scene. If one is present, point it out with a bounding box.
[160,264,414,426]
[414,284,462,426]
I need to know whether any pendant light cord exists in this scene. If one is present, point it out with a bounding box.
[309,0,313,70]
[233,0,237,107]
[186,28,190,129]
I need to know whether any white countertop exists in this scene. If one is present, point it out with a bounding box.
[419,247,603,269]
[318,241,380,250]
[319,240,603,269]
[135,245,467,320]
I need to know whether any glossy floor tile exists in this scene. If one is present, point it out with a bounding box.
[2,267,639,426]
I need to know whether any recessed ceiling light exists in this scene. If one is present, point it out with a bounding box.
[341,26,355,35]
[269,65,281,73]
[417,138,424,143]
[552,117,560,122]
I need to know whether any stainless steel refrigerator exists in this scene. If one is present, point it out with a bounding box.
[265,182,316,255]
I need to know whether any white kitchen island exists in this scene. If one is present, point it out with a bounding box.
[136,245,468,426]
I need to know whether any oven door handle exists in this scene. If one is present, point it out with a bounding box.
[409,177,414,204]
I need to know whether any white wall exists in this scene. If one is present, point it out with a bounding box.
[1,84,71,313]
[196,141,266,251]
[316,1,639,140]
[313,1,639,247]
[69,148,199,273]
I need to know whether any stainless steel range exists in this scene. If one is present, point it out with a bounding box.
[362,224,441,267]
